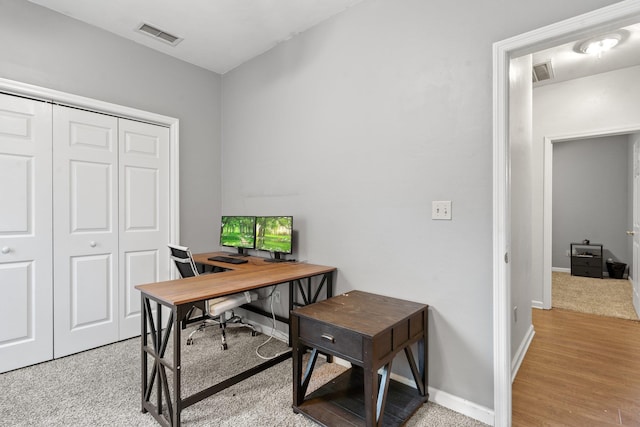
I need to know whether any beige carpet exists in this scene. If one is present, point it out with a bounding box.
[0,322,488,426]
[552,271,639,320]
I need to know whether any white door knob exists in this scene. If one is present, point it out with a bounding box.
[1,246,10,254]
[89,241,97,247]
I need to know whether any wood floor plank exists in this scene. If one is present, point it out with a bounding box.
[512,308,640,426]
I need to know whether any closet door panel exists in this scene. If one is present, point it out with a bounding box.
[123,250,156,321]
[70,254,112,328]
[53,106,119,358]
[70,161,112,231]
[0,262,32,341]
[119,119,170,338]
[0,154,30,232]
[0,94,53,373]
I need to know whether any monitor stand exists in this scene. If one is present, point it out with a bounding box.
[234,248,250,257]
[223,248,249,257]
[264,252,287,263]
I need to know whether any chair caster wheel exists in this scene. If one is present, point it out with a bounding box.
[251,331,258,336]
[221,343,228,351]
[186,338,193,345]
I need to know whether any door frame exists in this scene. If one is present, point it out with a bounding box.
[493,2,640,425]
[634,137,640,314]
[0,77,180,251]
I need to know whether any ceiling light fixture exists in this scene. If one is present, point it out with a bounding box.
[578,33,622,55]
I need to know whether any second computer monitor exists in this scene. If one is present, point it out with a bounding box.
[255,216,293,260]
[220,216,256,255]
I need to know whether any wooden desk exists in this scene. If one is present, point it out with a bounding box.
[192,251,280,271]
[136,252,336,427]
[292,291,428,427]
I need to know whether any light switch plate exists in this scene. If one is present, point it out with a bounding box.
[432,200,452,220]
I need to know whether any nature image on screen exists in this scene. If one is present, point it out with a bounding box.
[256,216,292,253]
[220,216,256,249]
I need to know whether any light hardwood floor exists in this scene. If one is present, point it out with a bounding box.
[512,308,640,426]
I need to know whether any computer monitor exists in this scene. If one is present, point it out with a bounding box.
[219,216,256,255]
[255,216,293,261]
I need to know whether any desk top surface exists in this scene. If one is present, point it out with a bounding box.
[136,252,336,307]
[293,290,427,337]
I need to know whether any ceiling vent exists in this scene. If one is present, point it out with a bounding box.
[136,22,182,46]
[532,61,554,83]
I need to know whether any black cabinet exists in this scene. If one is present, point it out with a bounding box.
[570,243,603,279]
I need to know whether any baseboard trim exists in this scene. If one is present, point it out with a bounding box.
[244,318,289,343]
[511,324,535,383]
[531,300,544,309]
[331,357,494,425]
[427,385,495,425]
[552,267,570,273]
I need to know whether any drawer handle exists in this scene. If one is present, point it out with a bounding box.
[321,334,335,343]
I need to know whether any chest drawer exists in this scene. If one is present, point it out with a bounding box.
[572,265,602,278]
[572,257,601,268]
[298,316,363,362]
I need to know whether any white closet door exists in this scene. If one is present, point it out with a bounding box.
[0,94,53,373]
[118,118,170,338]
[53,106,119,358]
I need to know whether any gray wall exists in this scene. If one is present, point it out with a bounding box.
[0,0,222,252]
[552,136,630,270]
[221,0,619,411]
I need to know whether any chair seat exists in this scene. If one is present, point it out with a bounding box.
[208,291,258,316]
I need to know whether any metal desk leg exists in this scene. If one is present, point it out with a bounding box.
[173,306,182,427]
[288,281,294,347]
[141,295,148,414]
[140,296,177,427]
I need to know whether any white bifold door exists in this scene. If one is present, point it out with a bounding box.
[0,92,171,370]
[53,106,169,358]
[0,95,54,372]
[117,118,170,340]
[52,107,120,357]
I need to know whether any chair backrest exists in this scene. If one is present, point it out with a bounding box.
[168,244,199,278]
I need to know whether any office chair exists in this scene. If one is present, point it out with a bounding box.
[168,244,257,350]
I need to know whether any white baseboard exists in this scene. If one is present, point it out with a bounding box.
[245,318,289,343]
[552,267,570,273]
[531,300,544,309]
[511,324,535,382]
[331,357,494,425]
[427,386,495,426]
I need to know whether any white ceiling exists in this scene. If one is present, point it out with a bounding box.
[28,0,365,74]
[532,23,640,87]
[27,1,640,82]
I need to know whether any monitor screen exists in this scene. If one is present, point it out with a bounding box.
[219,216,256,250]
[255,216,293,255]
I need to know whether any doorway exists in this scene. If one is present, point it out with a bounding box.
[544,133,640,314]
[493,2,640,426]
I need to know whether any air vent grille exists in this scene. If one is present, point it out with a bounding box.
[532,61,554,83]
[137,23,182,46]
